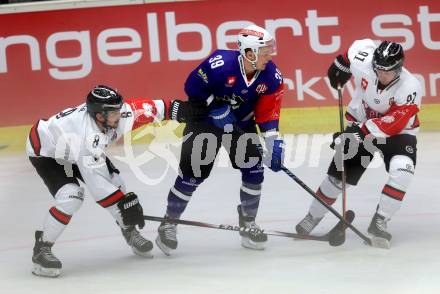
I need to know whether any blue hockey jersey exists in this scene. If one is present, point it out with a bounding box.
[184,49,284,132]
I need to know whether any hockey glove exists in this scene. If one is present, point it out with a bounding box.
[263,136,285,172]
[117,192,145,229]
[330,123,369,150]
[209,104,237,131]
[328,54,352,89]
[169,99,209,123]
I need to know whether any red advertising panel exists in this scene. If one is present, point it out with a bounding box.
[0,0,439,126]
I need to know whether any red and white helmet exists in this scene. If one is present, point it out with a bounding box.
[238,25,275,57]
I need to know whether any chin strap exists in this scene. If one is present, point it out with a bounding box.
[241,54,258,71]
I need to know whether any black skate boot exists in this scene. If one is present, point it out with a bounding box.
[295,212,323,236]
[368,212,392,249]
[121,226,153,258]
[237,205,267,250]
[155,218,178,256]
[32,231,62,278]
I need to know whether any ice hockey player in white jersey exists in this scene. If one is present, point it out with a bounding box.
[26,85,206,277]
[295,39,422,248]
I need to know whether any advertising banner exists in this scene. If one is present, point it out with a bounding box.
[0,0,438,126]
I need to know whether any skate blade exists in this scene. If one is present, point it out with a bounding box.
[132,248,154,258]
[241,238,266,250]
[155,236,174,256]
[32,264,60,278]
[367,236,391,249]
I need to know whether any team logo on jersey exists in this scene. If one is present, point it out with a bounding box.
[256,83,268,94]
[405,146,414,154]
[361,78,368,91]
[197,68,209,84]
[217,93,244,108]
[381,116,395,123]
[374,98,380,104]
[389,97,395,106]
[225,76,237,87]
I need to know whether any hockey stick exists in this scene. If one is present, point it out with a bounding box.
[337,86,348,236]
[143,213,353,245]
[255,138,367,245]
[280,165,373,246]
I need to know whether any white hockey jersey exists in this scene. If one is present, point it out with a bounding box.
[26,99,167,201]
[345,39,422,137]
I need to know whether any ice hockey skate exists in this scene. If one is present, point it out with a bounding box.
[367,212,392,249]
[32,231,62,278]
[156,219,178,256]
[237,205,267,250]
[121,226,153,257]
[295,212,324,236]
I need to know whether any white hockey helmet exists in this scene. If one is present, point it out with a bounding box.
[238,25,275,57]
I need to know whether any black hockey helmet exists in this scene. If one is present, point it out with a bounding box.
[86,85,123,116]
[372,41,404,73]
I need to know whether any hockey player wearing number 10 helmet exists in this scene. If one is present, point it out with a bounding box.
[155,24,286,255]
[296,39,422,248]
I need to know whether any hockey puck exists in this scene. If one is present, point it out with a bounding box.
[329,210,355,247]
[329,230,345,246]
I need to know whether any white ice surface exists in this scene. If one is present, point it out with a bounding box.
[1,133,439,294]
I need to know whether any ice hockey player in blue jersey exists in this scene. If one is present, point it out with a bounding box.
[156,25,286,255]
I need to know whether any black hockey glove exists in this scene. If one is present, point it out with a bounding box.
[327,54,352,89]
[169,99,209,123]
[117,192,145,229]
[330,123,369,150]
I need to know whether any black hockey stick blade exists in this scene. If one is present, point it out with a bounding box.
[327,210,355,246]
